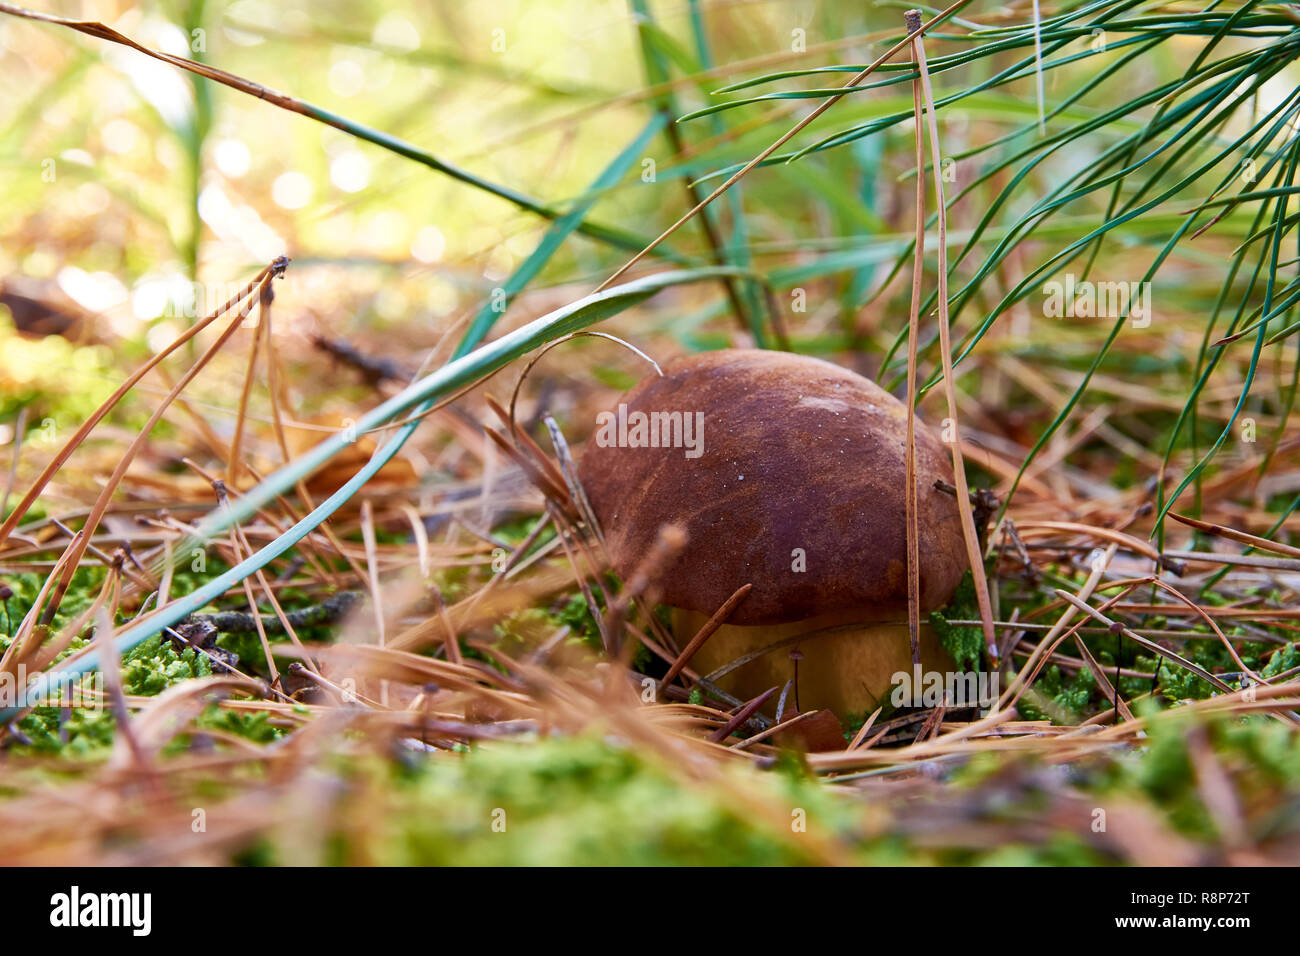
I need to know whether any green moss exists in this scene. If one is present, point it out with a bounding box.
[930,570,984,671]
[1134,720,1196,802]
[1099,704,1214,839]
[120,634,212,697]
[1261,642,1300,680]
[18,706,115,756]
[1016,664,1096,723]
[493,514,550,545]
[342,734,862,866]
[431,564,471,603]
[1118,653,1160,702]
[219,730,1207,866]
[1155,643,1221,702]
[10,634,222,755]
[2,576,334,756]
[0,568,104,645]
[1219,718,1300,784]
[554,592,602,649]
[190,706,282,747]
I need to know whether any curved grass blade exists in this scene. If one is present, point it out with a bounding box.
[452,113,669,358]
[0,266,747,720]
[0,1,671,259]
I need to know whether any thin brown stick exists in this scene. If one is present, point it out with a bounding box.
[227,304,262,490]
[593,0,975,293]
[1055,591,1239,697]
[1071,630,1136,722]
[359,500,389,706]
[730,709,819,751]
[904,21,926,667]
[995,544,1119,711]
[660,115,754,336]
[1169,511,1300,559]
[0,261,280,550]
[94,599,154,780]
[908,9,997,663]
[34,279,270,628]
[707,685,779,743]
[657,583,752,700]
[847,706,884,750]
[1015,520,1163,562]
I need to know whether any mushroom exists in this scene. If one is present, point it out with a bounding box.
[578,349,969,718]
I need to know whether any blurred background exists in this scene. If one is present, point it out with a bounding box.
[2,0,1299,866]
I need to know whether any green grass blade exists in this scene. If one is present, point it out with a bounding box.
[452,113,669,358]
[0,265,748,719]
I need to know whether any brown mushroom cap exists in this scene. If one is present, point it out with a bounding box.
[578,349,967,625]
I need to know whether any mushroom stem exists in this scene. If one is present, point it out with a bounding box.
[676,609,957,717]
[657,583,752,701]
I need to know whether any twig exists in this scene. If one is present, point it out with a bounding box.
[657,583,751,700]
[848,706,884,750]
[35,270,278,627]
[1055,590,1239,697]
[0,260,282,551]
[904,22,926,667]
[594,0,975,292]
[707,686,779,743]
[730,708,819,751]
[907,8,998,663]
